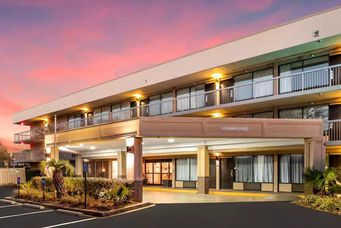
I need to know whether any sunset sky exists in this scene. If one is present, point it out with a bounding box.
[1,0,341,152]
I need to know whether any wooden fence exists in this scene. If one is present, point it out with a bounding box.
[0,168,26,185]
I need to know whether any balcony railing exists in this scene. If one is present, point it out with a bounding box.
[325,119,341,144]
[219,64,341,104]
[54,106,139,132]
[14,129,45,143]
[16,64,341,143]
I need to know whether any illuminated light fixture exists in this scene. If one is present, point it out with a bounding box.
[90,146,96,150]
[211,73,222,80]
[46,147,51,154]
[79,143,84,146]
[102,168,106,172]
[125,137,135,147]
[212,113,222,118]
[44,120,49,128]
[20,122,24,126]
[83,159,89,163]
[81,107,89,113]
[133,94,142,100]
[167,138,175,143]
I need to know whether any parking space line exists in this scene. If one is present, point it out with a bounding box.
[42,217,97,228]
[0,204,21,209]
[0,209,54,220]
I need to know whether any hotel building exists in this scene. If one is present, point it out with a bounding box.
[13,7,341,201]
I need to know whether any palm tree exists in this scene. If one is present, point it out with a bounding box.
[305,168,341,195]
[41,159,75,198]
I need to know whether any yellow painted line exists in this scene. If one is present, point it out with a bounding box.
[143,187,197,194]
[144,187,270,197]
[209,191,270,198]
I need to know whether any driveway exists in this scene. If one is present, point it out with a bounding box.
[143,187,302,203]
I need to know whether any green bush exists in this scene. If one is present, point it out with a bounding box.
[27,176,134,204]
[31,176,54,192]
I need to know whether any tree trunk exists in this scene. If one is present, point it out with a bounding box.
[53,169,66,198]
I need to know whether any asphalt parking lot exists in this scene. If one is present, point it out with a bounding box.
[0,187,340,228]
[0,200,94,227]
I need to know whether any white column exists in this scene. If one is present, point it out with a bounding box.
[118,151,127,179]
[216,159,220,190]
[75,154,83,176]
[197,145,209,194]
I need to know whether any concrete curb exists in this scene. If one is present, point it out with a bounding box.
[23,203,45,210]
[56,209,85,217]
[0,199,18,205]
[6,197,154,217]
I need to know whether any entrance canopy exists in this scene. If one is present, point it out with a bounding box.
[46,117,324,147]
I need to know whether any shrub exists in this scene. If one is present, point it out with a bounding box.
[296,195,341,215]
[31,176,54,192]
[18,176,134,209]
[304,168,340,195]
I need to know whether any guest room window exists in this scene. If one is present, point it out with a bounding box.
[279,154,304,184]
[234,155,273,183]
[176,158,197,181]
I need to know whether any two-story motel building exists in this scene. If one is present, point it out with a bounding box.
[13,7,341,201]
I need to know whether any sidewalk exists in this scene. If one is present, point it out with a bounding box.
[143,186,302,204]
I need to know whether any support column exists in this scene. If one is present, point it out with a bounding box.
[216,158,220,190]
[304,138,325,171]
[172,158,176,188]
[108,160,113,179]
[215,80,221,106]
[50,147,59,161]
[172,88,177,113]
[133,137,143,202]
[118,151,127,179]
[197,145,209,194]
[136,99,141,117]
[273,153,278,192]
[75,154,83,176]
[273,62,279,96]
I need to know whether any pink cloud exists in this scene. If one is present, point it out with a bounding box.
[0,96,23,115]
[235,0,274,12]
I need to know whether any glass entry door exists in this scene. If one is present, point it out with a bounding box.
[145,160,173,186]
[220,158,234,189]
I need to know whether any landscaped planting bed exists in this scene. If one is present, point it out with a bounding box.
[295,195,341,215]
[16,177,144,214]
[9,160,152,216]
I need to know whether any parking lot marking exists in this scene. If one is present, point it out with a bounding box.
[0,209,54,220]
[0,204,21,209]
[42,217,97,228]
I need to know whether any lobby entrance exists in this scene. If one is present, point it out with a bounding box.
[144,160,173,187]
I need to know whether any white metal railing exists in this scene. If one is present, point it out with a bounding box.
[219,64,341,104]
[16,64,341,136]
[325,119,341,143]
[54,106,139,132]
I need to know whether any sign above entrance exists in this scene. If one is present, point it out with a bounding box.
[221,126,249,132]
